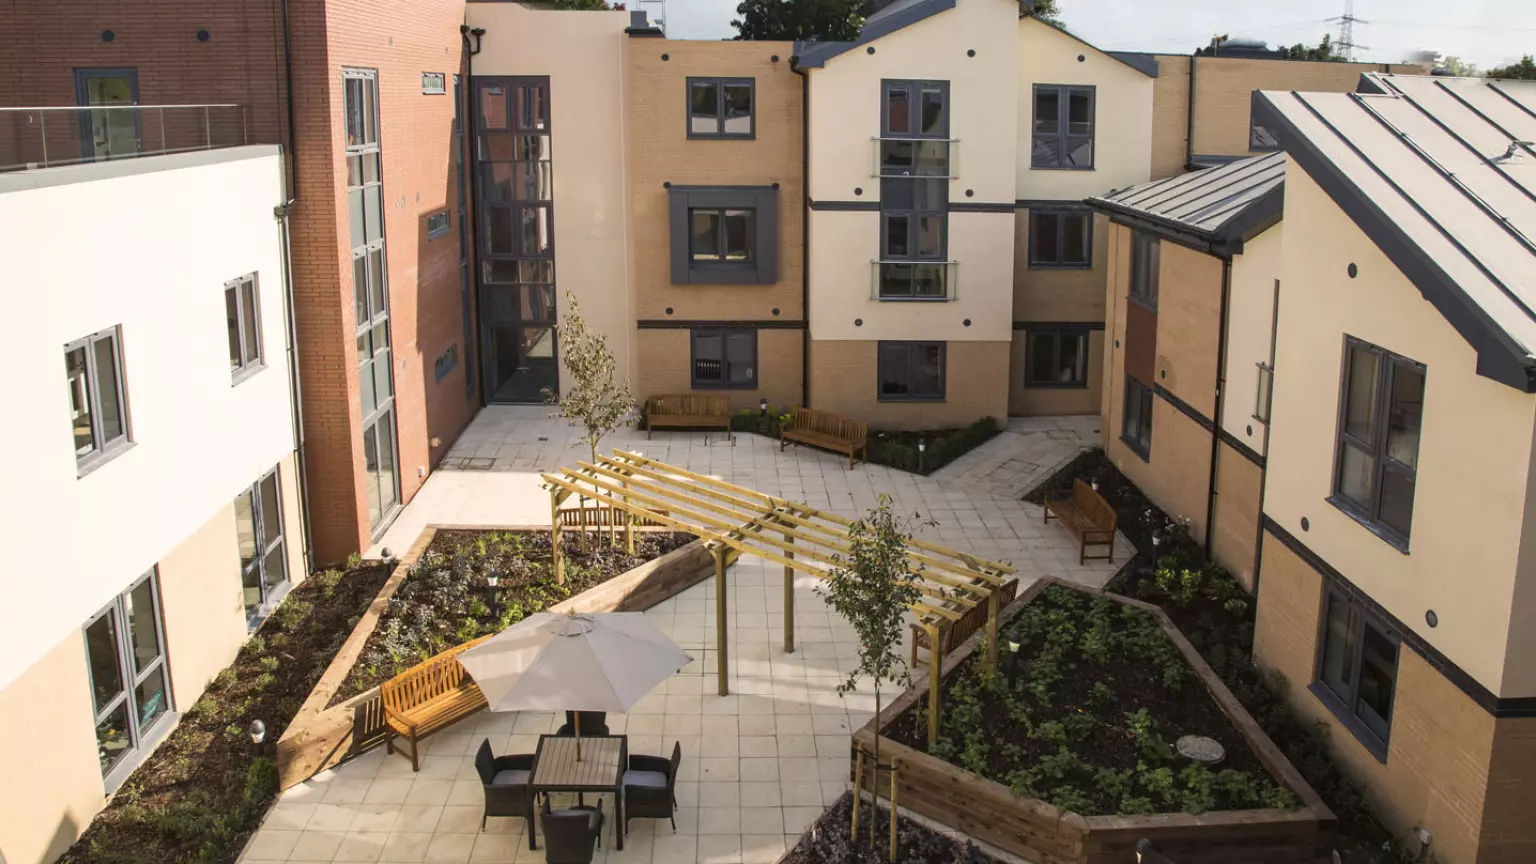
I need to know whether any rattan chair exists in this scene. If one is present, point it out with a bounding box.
[474,739,536,847]
[621,740,681,834]
[541,798,603,864]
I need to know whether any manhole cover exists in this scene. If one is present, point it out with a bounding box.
[1176,735,1225,765]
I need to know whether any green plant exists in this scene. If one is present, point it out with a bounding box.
[246,635,265,653]
[314,569,344,598]
[258,656,280,673]
[214,669,237,688]
[345,552,363,570]
[253,672,276,691]
[273,599,311,631]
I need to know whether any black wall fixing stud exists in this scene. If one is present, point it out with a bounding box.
[854,318,863,326]
[867,46,875,54]
[661,53,670,61]
[854,187,863,196]
[963,319,972,327]
[771,55,780,63]
[1301,517,1310,532]
[965,189,974,197]
[772,308,780,316]
[967,49,976,57]
[101,30,115,42]
[1348,263,1359,278]
[665,307,674,315]
[196,29,211,42]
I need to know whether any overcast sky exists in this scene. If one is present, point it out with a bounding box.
[657,0,1536,71]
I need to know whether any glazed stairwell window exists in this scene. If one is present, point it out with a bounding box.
[85,570,171,789]
[66,326,131,473]
[688,78,754,139]
[1331,337,1425,550]
[691,328,756,389]
[878,80,952,300]
[1032,85,1095,169]
[1312,586,1399,759]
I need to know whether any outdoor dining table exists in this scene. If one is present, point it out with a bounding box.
[531,733,628,850]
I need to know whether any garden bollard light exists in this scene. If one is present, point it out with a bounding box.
[248,719,266,756]
[917,439,926,473]
[382,548,397,576]
[487,572,501,621]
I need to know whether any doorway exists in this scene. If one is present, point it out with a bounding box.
[75,68,140,161]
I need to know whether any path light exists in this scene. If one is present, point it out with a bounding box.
[487,571,501,620]
[918,439,926,473]
[1008,640,1020,654]
[1090,478,1100,491]
[1151,529,1163,550]
[759,398,768,417]
[382,548,397,575]
[248,719,266,753]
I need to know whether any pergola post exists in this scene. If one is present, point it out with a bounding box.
[622,476,635,555]
[783,530,795,654]
[549,486,565,585]
[986,588,1000,668]
[926,622,942,747]
[712,544,729,696]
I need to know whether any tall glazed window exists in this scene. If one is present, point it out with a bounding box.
[876,80,952,300]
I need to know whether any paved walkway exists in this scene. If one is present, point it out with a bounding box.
[929,415,1100,500]
[243,408,1124,864]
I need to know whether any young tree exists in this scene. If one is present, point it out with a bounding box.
[1280,33,1342,62]
[815,496,928,852]
[732,0,862,42]
[544,290,635,551]
[1487,55,1536,80]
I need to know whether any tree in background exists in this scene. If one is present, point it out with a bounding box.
[732,0,862,42]
[540,0,615,9]
[1280,33,1342,62]
[1487,56,1536,80]
[1028,0,1061,26]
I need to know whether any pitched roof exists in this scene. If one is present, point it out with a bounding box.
[1086,151,1284,255]
[1254,73,1536,392]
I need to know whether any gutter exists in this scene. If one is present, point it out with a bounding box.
[1203,258,1232,561]
[792,58,811,408]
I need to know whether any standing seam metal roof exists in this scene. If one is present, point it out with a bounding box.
[1090,151,1285,240]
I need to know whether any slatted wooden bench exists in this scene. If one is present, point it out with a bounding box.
[909,579,1018,668]
[381,634,492,771]
[780,408,868,469]
[1043,478,1118,565]
[646,395,733,442]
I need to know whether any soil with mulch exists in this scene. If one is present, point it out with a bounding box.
[59,564,391,864]
[781,792,1000,864]
[332,529,692,702]
[866,417,1000,476]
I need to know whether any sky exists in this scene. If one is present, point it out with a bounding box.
[656,0,1536,71]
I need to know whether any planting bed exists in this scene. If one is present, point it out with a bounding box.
[866,417,1000,476]
[60,564,390,864]
[332,529,691,701]
[781,792,1000,864]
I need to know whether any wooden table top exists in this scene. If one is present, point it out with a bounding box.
[531,735,624,789]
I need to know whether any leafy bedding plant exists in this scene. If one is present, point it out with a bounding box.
[892,585,1297,816]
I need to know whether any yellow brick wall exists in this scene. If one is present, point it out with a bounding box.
[1107,395,1213,542]
[1150,54,1192,180]
[1482,717,1536,862]
[635,327,802,414]
[1012,210,1110,322]
[809,339,1009,430]
[1155,241,1224,420]
[1211,441,1262,591]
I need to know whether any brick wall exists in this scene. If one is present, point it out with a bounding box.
[636,327,802,414]
[1211,441,1262,590]
[809,339,1008,430]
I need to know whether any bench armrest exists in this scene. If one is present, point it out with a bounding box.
[383,702,417,733]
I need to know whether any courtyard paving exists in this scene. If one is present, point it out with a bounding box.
[244,408,1125,864]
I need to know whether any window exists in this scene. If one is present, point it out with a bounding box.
[1122,378,1153,458]
[236,467,289,623]
[878,341,945,402]
[879,80,951,177]
[1032,85,1095,169]
[689,208,754,262]
[1255,362,1274,423]
[1332,338,1425,548]
[426,211,451,239]
[435,343,458,383]
[1130,231,1160,306]
[75,68,140,161]
[691,328,756,389]
[688,78,754,138]
[66,327,130,470]
[880,80,951,300]
[85,570,170,786]
[1029,210,1092,268]
[422,72,446,95]
[1250,110,1280,151]
[1026,328,1089,388]
[668,186,778,285]
[225,274,263,380]
[1314,587,1399,757]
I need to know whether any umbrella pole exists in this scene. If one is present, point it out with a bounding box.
[575,712,582,761]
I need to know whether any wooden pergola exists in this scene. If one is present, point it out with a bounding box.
[541,450,1015,744]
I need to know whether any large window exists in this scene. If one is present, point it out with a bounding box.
[1315,587,1399,757]
[85,570,170,785]
[667,186,778,285]
[1332,338,1425,548]
[1032,84,1095,169]
[879,80,950,300]
[66,326,130,471]
[1029,210,1092,268]
[236,467,289,623]
[690,208,754,263]
[1026,328,1089,388]
[878,341,945,402]
[1122,378,1153,459]
[226,273,263,381]
[1130,230,1160,306]
[691,328,756,389]
[688,78,754,139]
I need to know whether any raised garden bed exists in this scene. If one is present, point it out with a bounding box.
[60,563,390,864]
[854,578,1333,864]
[781,792,1001,864]
[866,417,1000,476]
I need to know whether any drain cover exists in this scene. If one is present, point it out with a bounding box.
[1176,735,1225,765]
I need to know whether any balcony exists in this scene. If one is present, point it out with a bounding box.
[0,104,248,172]
[869,260,959,301]
[870,136,960,179]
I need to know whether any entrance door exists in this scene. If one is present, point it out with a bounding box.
[75,68,140,161]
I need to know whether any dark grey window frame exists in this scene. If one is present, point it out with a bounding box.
[877,341,946,402]
[86,568,172,791]
[237,465,289,627]
[1129,230,1160,308]
[1032,84,1096,170]
[74,67,141,161]
[1250,107,1281,152]
[686,77,755,140]
[226,273,264,383]
[690,327,757,390]
[1028,209,1093,269]
[879,80,952,301]
[66,326,131,474]
[426,211,451,240]
[1024,326,1090,389]
[668,186,778,285]
[688,207,756,263]
[1329,336,1425,552]
[1122,377,1153,460]
[1309,585,1399,761]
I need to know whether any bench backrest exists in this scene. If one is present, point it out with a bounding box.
[381,634,492,714]
[1071,479,1117,529]
[649,395,730,417]
[792,408,868,443]
[944,579,1019,651]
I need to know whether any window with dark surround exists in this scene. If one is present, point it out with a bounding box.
[66,326,130,472]
[1331,337,1425,549]
[688,78,754,139]
[1122,377,1153,459]
[1032,84,1095,169]
[691,328,756,389]
[668,186,778,285]
[1130,230,1160,306]
[1029,210,1092,268]
[690,208,754,263]
[1026,328,1089,388]
[1312,586,1399,759]
[878,341,945,402]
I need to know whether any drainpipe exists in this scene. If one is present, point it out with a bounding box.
[461,25,486,404]
[792,58,811,408]
[1249,278,1282,597]
[280,0,299,201]
[1184,52,1198,170]
[1203,258,1232,561]
[275,0,312,573]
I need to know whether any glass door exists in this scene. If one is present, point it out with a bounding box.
[75,68,140,161]
[84,571,170,785]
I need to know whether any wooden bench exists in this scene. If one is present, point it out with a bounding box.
[779,408,868,469]
[646,395,733,442]
[1043,478,1118,565]
[381,635,492,771]
[909,579,1018,668]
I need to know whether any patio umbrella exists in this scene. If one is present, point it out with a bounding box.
[456,610,692,758]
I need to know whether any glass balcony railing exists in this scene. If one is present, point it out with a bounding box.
[869,260,959,301]
[870,136,960,179]
[0,104,248,172]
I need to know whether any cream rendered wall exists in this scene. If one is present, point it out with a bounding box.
[1017,18,1153,201]
[0,147,299,694]
[1265,163,1536,699]
[1221,223,1281,456]
[805,0,1019,346]
[468,4,634,391]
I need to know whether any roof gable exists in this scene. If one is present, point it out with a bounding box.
[1087,151,1284,256]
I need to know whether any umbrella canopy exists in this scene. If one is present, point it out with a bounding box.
[457,611,693,714]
